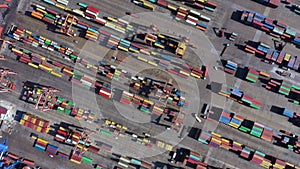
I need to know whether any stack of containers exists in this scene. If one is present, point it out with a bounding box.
[85,29,98,42]
[140,100,153,113]
[99,85,112,99]
[276,51,285,64]
[218,84,231,97]
[46,144,59,156]
[98,30,110,43]
[159,60,170,68]
[220,138,232,150]
[228,115,244,129]
[71,70,84,85]
[246,67,259,83]
[70,152,82,164]
[20,113,50,133]
[132,95,143,105]
[282,108,295,118]
[265,79,281,91]
[152,104,164,116]
[84,6,99,19]
[129,43,141,53]
[251,151,265,165]
[278,81,292,96]
[35,138,48,152]
[250,122,264,138]
[293,37,300,46]
[228,32,238,41]
[273,159,286,169]
[196,22,207,31]
[175,7,188,20]
[186,14,198,26]
[244,44,256,54]
[57,151,69,160]
[198,131,212,144]
[231,141,243,152]
[260,127,273,142]
[224,60,237,74]
[208,132,221,148]
[256,42,270,55]
[219,111,232,125]
[240,147,253,160]
[185,151,202,165]
[178,69,190,79]
[118,39,131,52]
[120,91,133,105]
[293,57,300,71]
[287,56,296,69]
[190,68,202,79]
[107,35,120,50]
[239,119,253,133]
[81,74,95,88]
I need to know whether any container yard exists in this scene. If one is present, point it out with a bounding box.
[0,0,299,168]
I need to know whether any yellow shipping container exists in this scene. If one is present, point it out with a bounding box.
[148,61,158,66]
[23,114,29,121]
[28,63,39,69]
[36,126,42,133]
[25,30,32,35]
[55,4,66,10]
[63,68,74,75]
[37,138,48,145]
[19,119,25,125]
[50,71,62,77]
[167,4,177,11]
[137,56,148,62]
[118,45,129,52]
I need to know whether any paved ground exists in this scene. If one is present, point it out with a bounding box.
[0,0,299,168]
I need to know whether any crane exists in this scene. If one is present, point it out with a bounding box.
[60,14,78,36]
[35,87,60,111]
[0,69,17,93]
[70,128,94,164]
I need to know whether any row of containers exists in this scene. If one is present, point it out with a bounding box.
[142,33,188,57]
[146,0,218,14]
[182,150,209,169]
[22,85,97,122]
[218,110,300,154]
[117,156,153,169]
[197,131,300,169]
[4,152,35,167]
[245,41,300,71]
[223,60,269,83]
[265,78,300,103]
[102,119,175,151]
[240,10,300,51]
[19,112,50,133]
[254,0,280,7]
[7,24,79,62]
[218,84,263,109]
[41,1,135,35]
[32,136,100,166]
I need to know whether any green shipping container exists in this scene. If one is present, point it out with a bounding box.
[44,13,56,20]
[250,104,261,109]
[100,130,111,136]
[291,85,300,90]
[64,108,71,115]
[74,70,84,76]
[246,76,257,83]
[72,75,82,80]
[82,156,93,164]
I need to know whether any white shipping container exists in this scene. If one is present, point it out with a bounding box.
[35,4,46,10]
[186,19,197,26]
[189,9,201,17]
[200,15,211,22]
